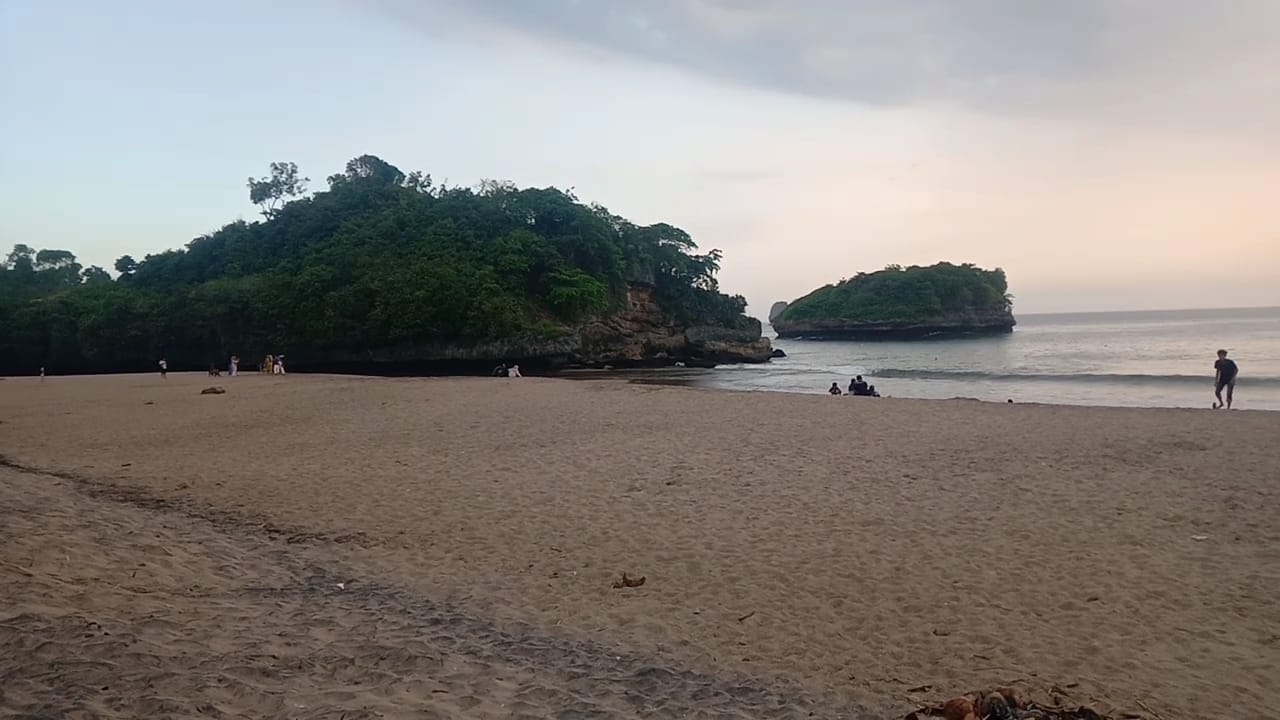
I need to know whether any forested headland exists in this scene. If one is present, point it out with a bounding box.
[0,155,770,375]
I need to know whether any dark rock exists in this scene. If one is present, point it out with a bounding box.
[683,320,773,364]
[770,348,787,358]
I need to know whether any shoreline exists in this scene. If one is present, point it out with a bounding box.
[7,368,1278,413]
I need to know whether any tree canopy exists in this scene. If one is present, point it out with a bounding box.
[0,156,749,374]
[779,262,1012,324]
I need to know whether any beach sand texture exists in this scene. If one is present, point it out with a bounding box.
[2,373,1278,719]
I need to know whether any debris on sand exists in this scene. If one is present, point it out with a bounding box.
[611,572,645,589]
[200,387,226,395]
[907,684,1112,720]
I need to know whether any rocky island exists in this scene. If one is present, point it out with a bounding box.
[0,155,771,374]
[772,262,1015,340]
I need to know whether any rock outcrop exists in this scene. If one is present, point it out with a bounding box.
[773,306,1015,340]
[304,284,773,373]
[768,301,789,324]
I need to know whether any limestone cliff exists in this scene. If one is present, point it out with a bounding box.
[768,301,789,324]
[307,284,773,372]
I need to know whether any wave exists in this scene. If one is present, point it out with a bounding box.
[869,368,1280,387]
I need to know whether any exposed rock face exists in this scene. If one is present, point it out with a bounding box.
[768,301,789,324]
[305,284,773,372]
[683,321,773,365]
[773,307,1015,340]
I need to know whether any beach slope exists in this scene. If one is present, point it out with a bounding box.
[2,374,1277,718]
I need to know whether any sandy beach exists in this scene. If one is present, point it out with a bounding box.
[2,372,1278,719]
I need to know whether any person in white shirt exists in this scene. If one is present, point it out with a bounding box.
[158,358,168,379]
[507,364,522,378]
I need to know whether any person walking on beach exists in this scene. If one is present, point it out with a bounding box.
[158,358,168,380]
[1213,349,1238,409]
[229,355,239,377]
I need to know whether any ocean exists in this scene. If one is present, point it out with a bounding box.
[635,306,1280,411]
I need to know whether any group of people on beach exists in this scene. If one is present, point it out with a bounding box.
[492,363,522,378]
[829,375,879,397]
[158,354,287,379]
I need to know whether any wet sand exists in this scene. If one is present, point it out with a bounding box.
[2,373,1278,719]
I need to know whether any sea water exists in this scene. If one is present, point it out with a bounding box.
[670,307,1280,411]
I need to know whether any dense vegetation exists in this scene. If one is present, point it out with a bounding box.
[779,262,1012,324]
[0,155,749,374]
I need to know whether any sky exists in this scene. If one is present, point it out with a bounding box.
[2,0,1278,315]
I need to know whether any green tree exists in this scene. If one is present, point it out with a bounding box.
[114,255,138,276]
[81,266,113,286]
[248,161,309,218]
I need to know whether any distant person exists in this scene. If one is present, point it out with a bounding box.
[828,382,842,395]
[262,354,274,374]
[1213,349,1238,409]
[158,358,168,379]
[850,375,871,396]
[229,355,239,377]
[274,355,286,375]
[39,366,45,382]
[507,364,522,378]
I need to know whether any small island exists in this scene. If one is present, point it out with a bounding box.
[772,262,1015,340]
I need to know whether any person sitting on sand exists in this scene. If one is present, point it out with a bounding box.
[850,375,871,396]
[828,382,842,395]
[507,364,522,378]
[1213,349,1238,409]
[262,354,273,374]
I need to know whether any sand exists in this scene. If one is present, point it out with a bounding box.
[2,372,1278,719]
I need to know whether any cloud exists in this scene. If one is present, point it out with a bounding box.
[364,0,1280,136]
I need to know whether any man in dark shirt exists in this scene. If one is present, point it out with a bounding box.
[1213,349,1238,409]
[850,375,871,396]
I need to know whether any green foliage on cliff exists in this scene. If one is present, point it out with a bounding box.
[780,262,1011,324]
[0,155,749,373]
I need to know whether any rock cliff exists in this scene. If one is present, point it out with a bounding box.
[768,301,789,324]
[306,284,773,372]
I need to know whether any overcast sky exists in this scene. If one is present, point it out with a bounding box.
[3,0,1278,314]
